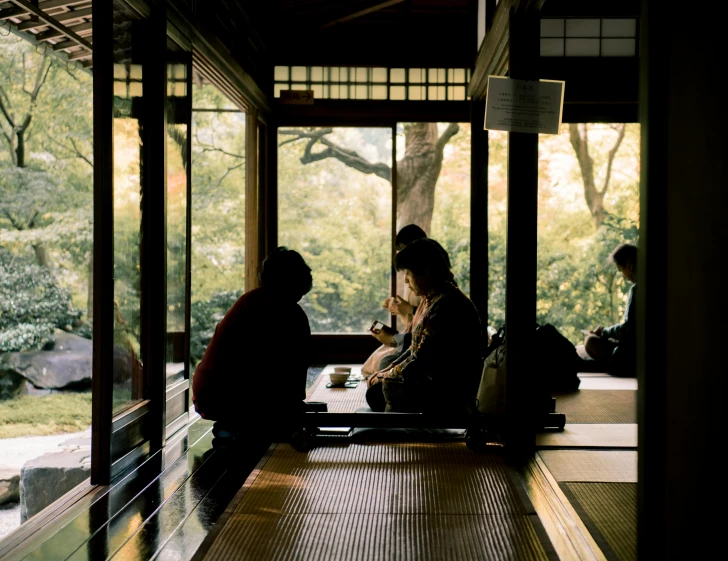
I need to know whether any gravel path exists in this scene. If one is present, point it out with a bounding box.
[0,430,90,470]
[0,429,91,542]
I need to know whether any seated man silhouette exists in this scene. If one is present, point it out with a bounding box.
[580,243,638,378]
[192,247,313,445]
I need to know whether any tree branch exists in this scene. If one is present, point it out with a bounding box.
[70,138,93,169]
[213,160,246,189]
[0,84,15,128]
[279,128,391,181]
[436,123,460,152]
[600,124,626,196]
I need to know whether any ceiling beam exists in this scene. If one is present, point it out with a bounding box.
[7,0,91,49]
[319,0,405,30]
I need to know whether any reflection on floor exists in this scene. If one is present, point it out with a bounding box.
[0,368,638,561]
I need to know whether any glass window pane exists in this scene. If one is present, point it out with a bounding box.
[340,67,349,82]
[453,86,466,100]
[311,84,324,99]
[390,68,405,83]
[541,19,564,37]
[112,2,144,417]
[339,84,348,99]
[114,63,127,79]
[330,67,340,81]
[565,38,600,56]
[541,38,565,56]
[428,85,438,100]
[356,84,368,99]
[274,66,289,81]
[190,85,246,370]
[310,66,323,81]
[601,38,636,56]
[601,18,637,37]
[409,68,422,83]
[166,60,189,388]
[565,19,600,37]
[488,130,508,332]
[372,85,387,99]
[291,66,307,81]
[274,84,286,97]
[356,67,367,82]
[409,85,424,100]
[428,68,438,83]
[396,122,472,330]
[372,67,387,82]
[390,85,406,100]
[437,85,446,100]
[438,69,446,83]
[454,68,466,83]
[278,128,393,333]
[329,84,340,99]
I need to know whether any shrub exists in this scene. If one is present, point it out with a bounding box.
[0,259,81,352]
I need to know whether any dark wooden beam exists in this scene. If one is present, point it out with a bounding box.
[503,3,540,459]
[319,0,405,29]
[8,0,91,47]
[36,20,92,40]
[470,0,517,99]
[91,0,112,485]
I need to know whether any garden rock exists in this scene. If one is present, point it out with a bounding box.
[0,468,20,505]
[19,447,90,522]
[0,331,92,391]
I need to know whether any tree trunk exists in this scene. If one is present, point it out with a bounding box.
[15,128,25,168]
[33,244,50,267]
[396,123,447,234]
[568,123,626,230]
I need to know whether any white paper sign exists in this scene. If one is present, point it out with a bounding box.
[484,76,565,134]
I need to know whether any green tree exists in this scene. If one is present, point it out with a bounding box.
[0,35,93,320]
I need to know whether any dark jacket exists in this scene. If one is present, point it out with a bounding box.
[192,287,310,423]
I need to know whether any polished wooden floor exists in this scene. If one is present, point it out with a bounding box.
[0,369,637,561]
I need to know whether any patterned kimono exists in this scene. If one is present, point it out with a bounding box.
[380,283,483,412]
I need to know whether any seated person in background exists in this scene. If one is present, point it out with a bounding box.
[192,247,313,444]
[362,224,427,375]
[580,243,637,378]
[366,239,483,413]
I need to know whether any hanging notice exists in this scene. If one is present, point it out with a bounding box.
[279,90,314,105]
[484,76,564,134]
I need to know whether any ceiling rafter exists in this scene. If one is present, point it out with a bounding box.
[1,0,93,71]
[319,0,405,30]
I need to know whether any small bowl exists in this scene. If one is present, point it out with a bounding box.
[329,372,350,386]
[333,366,352,374]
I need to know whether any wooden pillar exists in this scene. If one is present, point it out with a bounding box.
[638,0,727,558]
[91,0,113,485]
[140,0,168,453]
[245,110,260,289]
[470,101,489,343]
[503,5,540,458]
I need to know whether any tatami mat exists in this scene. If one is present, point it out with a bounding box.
[201,443,557,561]
[307,374,367,413]
[553,390,636,424]
[561,483,637,561]
[536,424,637,449]
[538,450,637,483]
